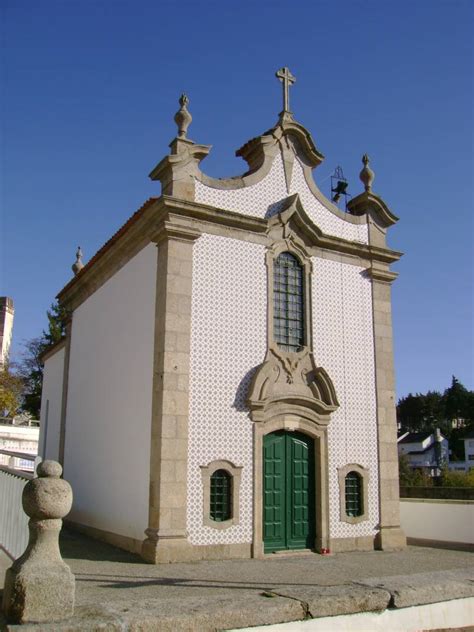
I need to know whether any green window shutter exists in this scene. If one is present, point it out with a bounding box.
[345,471,363,517]
[273,252,304,352]
[210,470,232,522]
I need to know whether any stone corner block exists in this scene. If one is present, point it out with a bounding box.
[141,534,198,564]
[3,564,75,624]
[374,526,407,551]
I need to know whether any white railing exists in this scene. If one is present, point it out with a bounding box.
[0,448,37,473]
[0,465,33,559]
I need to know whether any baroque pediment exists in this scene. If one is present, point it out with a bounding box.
[248,350,339,425]
[266,193,323,249]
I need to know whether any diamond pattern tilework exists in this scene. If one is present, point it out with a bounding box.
[312,257,379,538]
[187,234,267,545]
[195,153,288,217]
[195,151,369,243]
[291,160,369,244]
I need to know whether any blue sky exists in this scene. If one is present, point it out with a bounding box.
[1,0,473,399]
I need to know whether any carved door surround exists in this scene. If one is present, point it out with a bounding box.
[248,204,339,557]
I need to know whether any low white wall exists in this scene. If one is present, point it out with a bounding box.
[400,499,474,545]
[0,425,39,469]
[39,346,65,461]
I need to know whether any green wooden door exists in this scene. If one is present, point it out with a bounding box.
[263,431,315,553]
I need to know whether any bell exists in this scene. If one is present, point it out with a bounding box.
[331,180,348,202]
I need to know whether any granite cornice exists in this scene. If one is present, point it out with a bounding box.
[57,198,162,311]
[39,338,67,364]
[159,196,403,265]
[57,194,402,313]
[365,267,399,284]
[347,191,399,228]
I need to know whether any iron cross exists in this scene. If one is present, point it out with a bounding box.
[276,67,296,113]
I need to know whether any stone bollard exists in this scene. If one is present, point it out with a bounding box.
[2,460,75,623]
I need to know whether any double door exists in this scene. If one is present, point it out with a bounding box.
[263,430,315,553]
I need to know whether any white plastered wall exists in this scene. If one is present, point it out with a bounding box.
[187,234,267,545]
[312,257,379,539]
[39,346,65,461]
[64,243,157,542]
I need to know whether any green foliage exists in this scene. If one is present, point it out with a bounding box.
[43,301,67,346]
[439,467,474,488]
[0,365,24,418]
[398,455,433,487]
[18,337,48,418]
[18,300,68,418]
[397,376,474,437]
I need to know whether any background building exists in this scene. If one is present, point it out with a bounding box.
[0,297,14,369]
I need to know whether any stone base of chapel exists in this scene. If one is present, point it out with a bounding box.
[142,534,252,563]
[330,535,376,553]
[374,526,407,551]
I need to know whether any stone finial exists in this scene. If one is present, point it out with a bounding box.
[359,154,375,192]
[174,93,192,139]
[72,246,84,275]
[2,460,75,624]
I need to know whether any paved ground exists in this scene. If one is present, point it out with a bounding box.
[1,529,473,630]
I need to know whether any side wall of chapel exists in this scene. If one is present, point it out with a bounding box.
[39,345,65,462]
[63,243,157,543]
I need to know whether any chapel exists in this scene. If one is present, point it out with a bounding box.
[39,68,406,563]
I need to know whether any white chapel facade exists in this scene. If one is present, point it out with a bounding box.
[39,69,406,562]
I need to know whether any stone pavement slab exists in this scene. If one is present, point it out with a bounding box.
[1,529,473,631]
[358,569,474,608]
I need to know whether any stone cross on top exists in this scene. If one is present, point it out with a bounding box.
[276,66,296,114]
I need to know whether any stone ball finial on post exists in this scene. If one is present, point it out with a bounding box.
[2,460,75,624]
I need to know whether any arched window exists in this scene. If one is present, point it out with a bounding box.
[210,469,232,522]
[273,252,304,352]
[345,471,363,517]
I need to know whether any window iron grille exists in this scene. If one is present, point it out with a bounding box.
[210,469,232,522]
[345,471,363,517]
[273,252,304,352]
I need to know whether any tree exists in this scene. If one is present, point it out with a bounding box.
[0,365,24,418]
[397,378,473,436]
[18,338,48,418]
[43,301,67,346]
[397,393,426,433]
[18,300,68,418]
[444,376,470,425]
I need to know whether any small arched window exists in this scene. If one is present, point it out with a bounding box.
[345,471,363,517]
[273,252,304,352]
[210,469,232,522]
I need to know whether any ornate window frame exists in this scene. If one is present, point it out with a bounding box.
[266,238,313,364]
[200,460,242,530]
[338,463,370,524]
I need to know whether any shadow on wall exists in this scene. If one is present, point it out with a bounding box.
[233,366,260,413]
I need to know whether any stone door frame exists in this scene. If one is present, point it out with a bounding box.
[252,415,330,558]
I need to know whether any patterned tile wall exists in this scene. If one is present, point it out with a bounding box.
[290,160,369,244]
[312,257,379,538]
[195,154,288,219]
[194,149,369,243]
[188,234,267,545]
